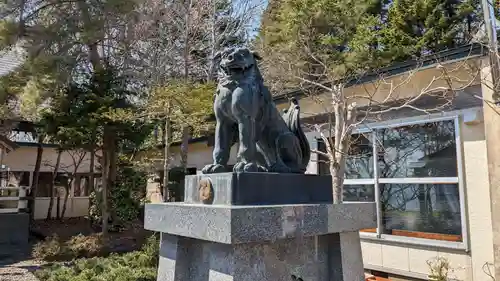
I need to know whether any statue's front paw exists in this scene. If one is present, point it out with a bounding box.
[233,162,267,173]
[202,164,226,174]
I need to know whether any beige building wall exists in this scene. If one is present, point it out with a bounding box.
[2,146,94,173]
[33,197,89,220]
[1,145,97,219]
[168,142,240,170]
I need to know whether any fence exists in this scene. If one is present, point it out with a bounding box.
[0,186,29,214]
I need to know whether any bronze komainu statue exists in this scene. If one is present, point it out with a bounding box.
[202,47,310,174]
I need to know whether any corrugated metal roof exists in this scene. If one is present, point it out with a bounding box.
[0,49,23,77]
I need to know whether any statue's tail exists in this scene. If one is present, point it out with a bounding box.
[282,98,311,173]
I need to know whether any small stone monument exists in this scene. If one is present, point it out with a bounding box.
[144,47,376,281]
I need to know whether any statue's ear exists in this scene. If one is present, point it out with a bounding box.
[252,51,262,61]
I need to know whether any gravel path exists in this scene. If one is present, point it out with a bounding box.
[0,259,42,281]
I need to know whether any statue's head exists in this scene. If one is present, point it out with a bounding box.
[216,47,261,77]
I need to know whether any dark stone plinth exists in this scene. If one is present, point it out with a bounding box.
[184,172,332,205]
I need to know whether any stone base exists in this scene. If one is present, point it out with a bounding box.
[145,173,376,281]
[0,213,29,259]
[158,232,364,281]
[145,203,376,244]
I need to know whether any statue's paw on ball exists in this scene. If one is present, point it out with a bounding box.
[202,164,226,174]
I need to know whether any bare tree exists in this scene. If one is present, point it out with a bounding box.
[128,0,265,201]
[46,148,62,220]
[274,43,480,204]
[134,0,266,83]
[42,149,87,220]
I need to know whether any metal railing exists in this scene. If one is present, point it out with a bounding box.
[0,186,29,214]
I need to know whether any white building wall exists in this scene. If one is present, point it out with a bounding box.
[1,145,97,219]
[2,146,94,173]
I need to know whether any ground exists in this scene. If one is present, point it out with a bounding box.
[0,218,151,281]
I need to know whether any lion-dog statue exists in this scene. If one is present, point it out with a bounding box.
[202,47,311,174]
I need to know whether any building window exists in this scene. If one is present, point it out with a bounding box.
[73,174,92,197]
[8,171,30,186]
[36,172,70,197]
[319,118,463,243]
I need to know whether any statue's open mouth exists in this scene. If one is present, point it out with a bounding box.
[221,63,253,74]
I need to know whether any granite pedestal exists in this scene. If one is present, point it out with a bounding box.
[144,173,376,281]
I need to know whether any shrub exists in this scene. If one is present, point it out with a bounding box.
[66,233,105,258]
[140,234,159,266]
[32,235,64,261]
[34,234,159,281]
[89,163,147,227]
[32,233,107,261]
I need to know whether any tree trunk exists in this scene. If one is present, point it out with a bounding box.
[101,127,111,237]
[55,188,61,220]
[180,126,190,173]
[77,0,102,73]
[89,140,95,195]
[330,162,344,204]
[60,178,73,219]
[207,0,218,82]
[183,0,192,80]
[108,133,118,227]
[178,126,190,201]
[162,117,171,202]
[330,144,347,204]
[101,126,117,237]
[47,149,62,220]
[28,134,44,224]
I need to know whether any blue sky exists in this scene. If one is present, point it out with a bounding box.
[232,0,269,39]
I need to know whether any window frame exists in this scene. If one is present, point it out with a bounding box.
[318,111,469,250]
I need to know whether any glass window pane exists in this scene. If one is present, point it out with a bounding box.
[7,171,29,187]
[343,184,375,202]
[381,183,462,242]
[377,120,457,178]
[344,184,376,233]
[36,172,53,197]
[318,133,375,179]
[317,140,329,175]
[346,133,374,179]
[82,175,91,196]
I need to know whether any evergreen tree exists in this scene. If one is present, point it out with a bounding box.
[381,0,479,61]
[255,0,386,93]
[256,0,482,92]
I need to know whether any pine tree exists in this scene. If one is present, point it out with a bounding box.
[255,0,386,93]
[256,0,482,92]
[380,0,479,61]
